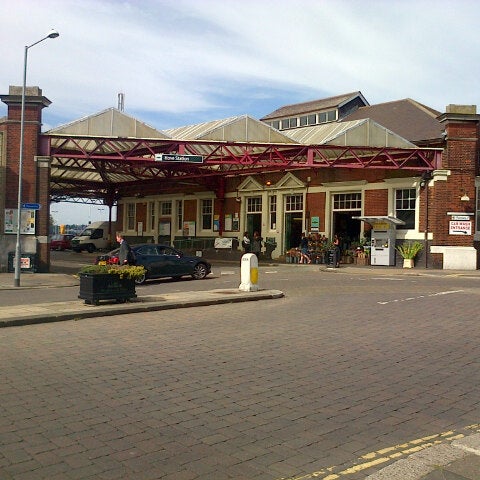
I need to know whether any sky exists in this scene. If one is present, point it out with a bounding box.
[2,0,480,224]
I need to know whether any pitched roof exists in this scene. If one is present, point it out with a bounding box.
[165,115,296,143]
[283,118,415,148]
[260,92,368,120]
[341,99,443,143]
[46,107,171,138]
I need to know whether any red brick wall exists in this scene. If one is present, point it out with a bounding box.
[306,192,326,230]
[364,189,388,216]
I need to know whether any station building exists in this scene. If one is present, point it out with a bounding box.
[0,86,478,272]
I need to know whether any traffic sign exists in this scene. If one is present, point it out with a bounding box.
[21,203,41,210]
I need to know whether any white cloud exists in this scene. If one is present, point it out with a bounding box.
[3,0,480,127]
[3,0,480,223]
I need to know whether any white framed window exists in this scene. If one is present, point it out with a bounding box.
[176,200,183,231]
[127,203,136,230]
[201,199,213,230]
[160,201,172,216]
[149,202,156,231]
[333,192,362,210]
[247,197,262,213]
[269,195,277,229]
[395,188,416,229]
[285,194,303,212]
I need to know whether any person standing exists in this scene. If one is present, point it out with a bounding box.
[242,232,251,253]
[333,234,341,268]
[116,232,131,265]
[251,231,263,259]
[299,232,311,264]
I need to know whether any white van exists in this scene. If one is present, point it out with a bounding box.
[71,221,112,253]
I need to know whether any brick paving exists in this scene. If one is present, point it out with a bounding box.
[1,270,479,479]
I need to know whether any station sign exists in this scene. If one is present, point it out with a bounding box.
[155,154,204,163]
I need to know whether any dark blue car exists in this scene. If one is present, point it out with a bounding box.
[95,244,211,284]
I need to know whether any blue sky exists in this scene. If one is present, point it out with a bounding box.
[2,0,480,223]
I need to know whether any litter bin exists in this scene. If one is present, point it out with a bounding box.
[7,252,37,273]
[264,238,277,260]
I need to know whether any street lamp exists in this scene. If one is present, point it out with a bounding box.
[14,29,59,287]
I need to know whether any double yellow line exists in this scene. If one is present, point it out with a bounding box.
[277,424,480,480]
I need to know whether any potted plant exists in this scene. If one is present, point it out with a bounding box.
[396,241,423,268]
[78,264,146,305]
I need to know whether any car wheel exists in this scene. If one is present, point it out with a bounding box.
[135,272,147,285]
[192,263,208,280]
[86,244,95,253]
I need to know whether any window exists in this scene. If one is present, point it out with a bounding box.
[269,196,277,229]
[176,200,183,231]
[395,188,416,229]
[127,203,136,230]
[326,110,337,122]
[285,195,303,212]
[247,197,262,213]
[201,199,213,230]
[272,120,280,129]
[160,201,172,216]
[318,112,327,123]
[281,119,290,129]
[300,116,308,126]
[333,193,362,210]
[149,202,156,231]
[289,117,298,128]
[307,114,316,125]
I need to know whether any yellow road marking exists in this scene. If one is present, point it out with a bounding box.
[276,425,480,480]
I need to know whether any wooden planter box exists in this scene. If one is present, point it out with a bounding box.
[78,273,137,305]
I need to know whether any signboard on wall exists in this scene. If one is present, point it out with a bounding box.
[159,221,171,235]
[311,216,320,232]
[4,208,36,234]
[449,220,472,235]
[183,221,196,236]
[213,215,220,232]
[224,214,232,231]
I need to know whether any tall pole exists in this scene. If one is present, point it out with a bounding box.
[14,30,59,287]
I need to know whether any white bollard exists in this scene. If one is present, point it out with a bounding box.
[238,253,259,292]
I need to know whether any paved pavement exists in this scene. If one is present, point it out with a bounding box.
[1,264,479,479]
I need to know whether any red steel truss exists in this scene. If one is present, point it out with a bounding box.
[42,135,442,202]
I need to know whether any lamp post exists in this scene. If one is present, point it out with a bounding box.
[14,29,59,287]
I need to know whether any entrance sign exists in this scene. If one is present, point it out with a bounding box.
[155,154,204,163]
[449,221,471,235]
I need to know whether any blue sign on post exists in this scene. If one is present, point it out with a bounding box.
[21,203,41,210]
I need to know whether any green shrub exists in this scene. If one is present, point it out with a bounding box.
[79,264,146,280]
[396,241,423,259]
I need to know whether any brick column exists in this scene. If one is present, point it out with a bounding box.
[35,156,51,272]
[0,86,52,272]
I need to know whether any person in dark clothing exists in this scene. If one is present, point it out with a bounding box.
[116,232,131,265]
[299,232,311,264]
[251,231,263,259]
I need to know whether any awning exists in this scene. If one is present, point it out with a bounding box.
[352,216,405,226]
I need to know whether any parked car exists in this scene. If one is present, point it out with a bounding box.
[50,234,74,251]
[95,244,211,284]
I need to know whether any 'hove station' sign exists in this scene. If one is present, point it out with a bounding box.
[155,154,204,163]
